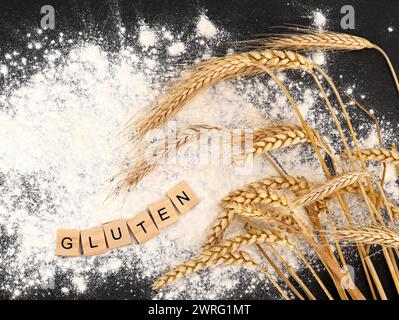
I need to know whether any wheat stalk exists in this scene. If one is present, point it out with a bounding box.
[335,226,399,248]
[153,229,291,289]
[291,171,369,209]
[130,50,313,139]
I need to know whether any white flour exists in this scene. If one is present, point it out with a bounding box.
[196,14,218,38]
[167,41,185,56]
[0,10,397,300]
[138,25,158,48]
[313,11,327,29]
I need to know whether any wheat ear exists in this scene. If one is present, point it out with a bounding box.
[202,194,288,250]
[349,148,399,165]
[221,185,288,209]
[152,251,258,289]
[202,209,236,250]
[335,226,399,248]
[260,31,399,93]
[234,125,324,163]
[202,184,288,250]
[237,205,303,233]
[261,32,375,51]
[291,171,369,209]
[153,230,291,289]
[130,50,313,139]
[116,125,220,192]
[203,176,310,249]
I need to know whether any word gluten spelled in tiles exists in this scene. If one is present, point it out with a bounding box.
[55,180,199,257]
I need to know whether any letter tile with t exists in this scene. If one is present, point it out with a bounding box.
[103,219,132,249]
[127,211,159,244]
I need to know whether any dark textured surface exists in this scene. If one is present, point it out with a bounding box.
[0,0,398,300]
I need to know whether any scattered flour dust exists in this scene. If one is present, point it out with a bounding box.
[312,10,327,29]
[138,25,158,48]
[196,13,218,38]
[167,41,185,56]
[0,9,397,301]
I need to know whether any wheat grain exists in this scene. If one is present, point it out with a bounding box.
[131,50,313,139]
[291,171,369,209]
[335,226,399,248]
[392,206,399,222]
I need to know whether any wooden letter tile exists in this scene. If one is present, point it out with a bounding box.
[81,227,107,256]
[127,211,159,244]
[167,180,200,214]
[103,219,132,249]
[55,229,81,257]
[148,198,179,230]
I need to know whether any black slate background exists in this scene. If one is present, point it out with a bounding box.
[0,0,398,300]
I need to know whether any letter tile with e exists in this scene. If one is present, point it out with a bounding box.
[148,198,179,230]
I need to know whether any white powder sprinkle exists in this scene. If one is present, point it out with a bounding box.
[0,64,8,75]
[311,51,326,65]
[163,30,174,41]
[196,14,218,38]
[313,11,327,28]
[138,27,157,48]
[167,41,185,56]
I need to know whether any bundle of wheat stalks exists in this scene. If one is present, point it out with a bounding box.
[121,30,399,300]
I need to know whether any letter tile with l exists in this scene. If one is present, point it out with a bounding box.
[81,227,107,256]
